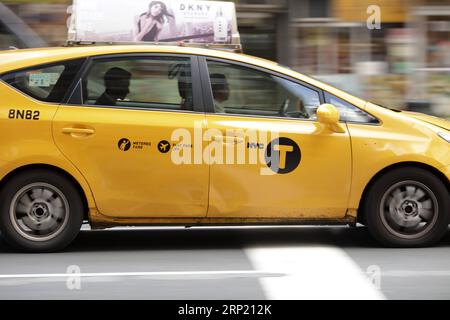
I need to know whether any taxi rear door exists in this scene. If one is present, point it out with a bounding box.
[53,54,209,218]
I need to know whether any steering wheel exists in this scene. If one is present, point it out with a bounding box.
[279,98,311,119]
[278,99,290,117]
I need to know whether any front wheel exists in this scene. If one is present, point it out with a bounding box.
[364,167,449,247]
[0,169,83,252]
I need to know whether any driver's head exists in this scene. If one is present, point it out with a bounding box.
[210,73,229,102]
[104,67,132,100]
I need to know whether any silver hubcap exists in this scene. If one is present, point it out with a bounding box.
[380,180,439,239]
[10,183,69,241]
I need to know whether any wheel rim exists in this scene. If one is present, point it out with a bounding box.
[380,180,439,239]
[9,183,69,242]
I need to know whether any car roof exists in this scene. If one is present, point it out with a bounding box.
[0,45,277,72]
[0,45,367,107]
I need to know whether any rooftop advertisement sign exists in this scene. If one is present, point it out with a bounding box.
[67,0,240,45]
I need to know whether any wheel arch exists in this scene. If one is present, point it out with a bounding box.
[0,163,90,221]
[357,161,450,223]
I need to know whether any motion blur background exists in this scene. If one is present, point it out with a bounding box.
[1,0,449,117]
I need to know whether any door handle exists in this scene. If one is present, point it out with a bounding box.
[212,135,244,143]
[62,127,95,135]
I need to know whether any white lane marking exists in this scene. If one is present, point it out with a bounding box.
[0,270,280,279]
[245,246,386,300]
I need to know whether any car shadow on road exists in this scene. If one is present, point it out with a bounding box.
[2,225,449,253]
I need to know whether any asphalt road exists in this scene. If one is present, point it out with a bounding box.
[1,225,450,300]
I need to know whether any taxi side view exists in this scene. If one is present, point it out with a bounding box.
[0,45,449,252]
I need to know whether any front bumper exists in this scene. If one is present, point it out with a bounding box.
[0,159,12,181]
[443,164,450,182]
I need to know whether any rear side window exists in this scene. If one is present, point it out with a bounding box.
[82,56,193,111]
[2,59,85,103]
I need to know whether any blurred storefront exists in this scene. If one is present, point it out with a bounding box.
[0,2,47,48]
[235,0,449,116]
[1,0,449,116]
[409,4,450,116]
[233,0,286,62]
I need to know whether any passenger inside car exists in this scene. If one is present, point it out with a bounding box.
[169,62,193,111]
[210,73,230,113]
[95,67,132,106]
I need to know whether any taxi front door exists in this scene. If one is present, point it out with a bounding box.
[201,58,352,219]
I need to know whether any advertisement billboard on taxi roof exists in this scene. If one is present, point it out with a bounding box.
[67,0,240,45]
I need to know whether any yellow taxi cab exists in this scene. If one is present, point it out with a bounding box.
[0,44,449,252]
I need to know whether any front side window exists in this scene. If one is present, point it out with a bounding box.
[206,60,321,119]
[2,59,84,103]
[324,92,379,123]
[83,56,193,111]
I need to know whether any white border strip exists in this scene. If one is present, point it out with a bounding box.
[0,270,276,279]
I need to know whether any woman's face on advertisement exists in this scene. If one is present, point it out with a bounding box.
[150,3,163,17]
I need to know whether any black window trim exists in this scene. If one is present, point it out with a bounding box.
[65,53,205,114]
[62,58,91,103]
[0,57,87,105]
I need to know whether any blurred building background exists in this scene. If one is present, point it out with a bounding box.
[1,0,449,117]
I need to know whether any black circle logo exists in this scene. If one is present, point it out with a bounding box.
[118,138,131,151]
[157,140,171,153]
[265,137,301,174]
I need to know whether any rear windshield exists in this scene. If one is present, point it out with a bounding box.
[1,58,85,103]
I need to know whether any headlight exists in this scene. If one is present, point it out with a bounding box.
[438,131,450,143]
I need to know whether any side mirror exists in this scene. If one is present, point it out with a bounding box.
[316,103,346,133]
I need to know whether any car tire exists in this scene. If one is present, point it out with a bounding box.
[0,169,83,252]
[365,167,449,247]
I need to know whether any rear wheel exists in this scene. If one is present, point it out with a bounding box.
[0,169,83,252]
[365,167,449,247]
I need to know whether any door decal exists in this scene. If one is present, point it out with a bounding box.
[265,137,301,174]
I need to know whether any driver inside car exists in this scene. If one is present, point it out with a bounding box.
[210,73,230,113]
